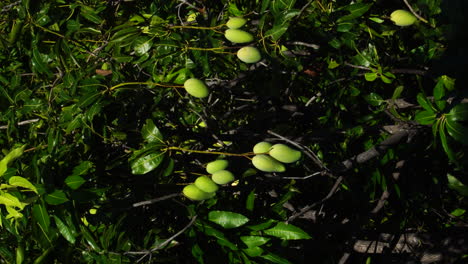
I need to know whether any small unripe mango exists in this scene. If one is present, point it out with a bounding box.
[237,47,261,64]
[252,155,286,172]
[212,170,235,185]
[184,78,209,98]
[195,176,219,193]
[225,29,254,43]
[253,141,272,154]
[269,144,301,163]
[226,17,247,29]
[206,159,229,174]
[390,10,417,26]
[183,184,215,201]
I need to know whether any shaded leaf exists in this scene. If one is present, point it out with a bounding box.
[208,210,249,229]
[53,215,76,244]
[447,174,468,197]
[141,119,163,143]
[447,103,468,122]
[446,118,468,145]
[240,236,270,247]
[415,110,436,125]
[32,204,50,233]
[45,190,69,205]
[64,175,86,190]
[130,151,165,175]
[260,252,293,264]
[337,3,373,22]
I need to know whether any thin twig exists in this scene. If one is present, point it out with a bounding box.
[125,215,198,262]
[281,171,323,180]
[0,119,40,130]
[132,193,181,208]
[287,176,343,223]
[402,0,429,24]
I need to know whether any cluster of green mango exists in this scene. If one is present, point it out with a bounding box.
[251,142,301,172]
[224,17,261,64]
[182,159,235,201]
[181,16,263,99]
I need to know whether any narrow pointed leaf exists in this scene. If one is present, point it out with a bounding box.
[263,222,311,240]
[32,204,50,233]
[8,176,38,194]
[208,211,249,229]
[130,151,165,175]
[53,216,76,244]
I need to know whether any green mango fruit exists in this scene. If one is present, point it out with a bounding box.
[195,176,219,193]
[390,10,417,26]
[206,159,229,174]
[237,47,261,63]
[224,29,254,43]
[182,184,215,201]
[184,78,209,98]
[253,141,272,154]
[252,155,285,172]
[269,144,301,163]
[226,17,247,29]
[212,170,235,185]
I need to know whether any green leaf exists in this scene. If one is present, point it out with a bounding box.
[447,103,468,122]
[337,3,373,22]
[364,92,383,106]
[133,37,153,56]
[246,189,255,211]
[243,246,263,257]
[53,215,76,244]
[415,110,436,125]
[0,145,25,177]
[450,208,466,217]
[240,236,270,247]
[445,118,468,145]
[141,119,164,143]
[263,222,311,240]
[196,222,238,250]
[265,25,288,41]
[439,122,456,161]
[32,204,50,233]
[45,190,69,205]
[8,176,38,194]
[364,72,377,82]
[447,174,468,197]
[247,219,276,231]
[0,192,25,209]
[80,5,103,24]
[433,79,445,100]
[71,161,94,176]
[130,151,165,175]
[440,75,455,91]
[32,48,53,77]
[260,252,292,264]
[208,211,249,229]
[64,176,86,190]
[417,93,436,112]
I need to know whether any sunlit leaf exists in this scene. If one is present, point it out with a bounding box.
[130,151,165,175]
[8,176,38,194]
[208,211,249,229]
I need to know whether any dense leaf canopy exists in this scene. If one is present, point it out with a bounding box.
[0,0,467,263]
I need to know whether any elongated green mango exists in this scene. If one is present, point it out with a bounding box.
[195,176,219,193]
[206,159,229,174]
[390,10,417,26]
[269,144,301,163]
[252,155,285,172]
[226,17,247,29]
[253,141,272,154]
[184,78,209,98]
[212,170,235,185]
[182,184,215,201]
[237,47,261,63]
[225,29,254,43]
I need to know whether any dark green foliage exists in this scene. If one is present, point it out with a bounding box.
[0,0,467,263]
